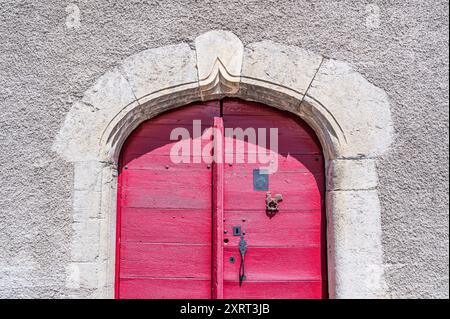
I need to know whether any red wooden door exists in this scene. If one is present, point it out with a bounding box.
[115,98,326,299]
[221,99,327,298]
[116,101,220,299]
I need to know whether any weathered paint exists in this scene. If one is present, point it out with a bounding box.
[222,99,327,298]
[116,98,326,298]
[115,101,219,299]
[212,117,224,299]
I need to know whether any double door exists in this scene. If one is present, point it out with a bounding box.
[115,98,327,299]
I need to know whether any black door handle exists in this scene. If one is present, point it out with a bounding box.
[238,235,247,286]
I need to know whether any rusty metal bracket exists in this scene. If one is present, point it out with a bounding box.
[265,192,283,218]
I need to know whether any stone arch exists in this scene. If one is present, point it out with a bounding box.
[54,30,393,298]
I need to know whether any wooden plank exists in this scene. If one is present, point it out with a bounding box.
[224,188,322,211]
[130,124,213,138]
[223,210,323,247]
[123,154,207,170]
[222,154,324,173]
[135,101,220,126]
[223,280,326,299]
[122,169,211,188]
[120,208,211,244]
[223,135,321,155]
[224,168,325,192]
[121,186,211,209]
[223,117,322,152]
[212,117,224,299]
[223,98,287,117]
[223,247,324,281]
[121,166,211,209]
[123,126,214,156]
[120,243,211,279]
[119,278,211,299]
[224,115,316,132]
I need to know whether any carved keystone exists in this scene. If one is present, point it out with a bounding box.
[195,30,243,99]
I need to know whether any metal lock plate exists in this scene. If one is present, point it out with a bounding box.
[253,169,269,191]
[233,226,242,236]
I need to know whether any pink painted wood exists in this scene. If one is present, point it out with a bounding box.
[115,98,327,299]
[223,281,327,299]
[212,117,224,299]
[116,101,219,299]
[222,98,327,299]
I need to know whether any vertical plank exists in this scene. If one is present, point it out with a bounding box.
[212,116,224,299]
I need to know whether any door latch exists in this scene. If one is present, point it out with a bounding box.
[238,235,247,286]
[265,192,283,218]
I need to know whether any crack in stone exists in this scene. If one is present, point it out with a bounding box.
[300,56,326,109]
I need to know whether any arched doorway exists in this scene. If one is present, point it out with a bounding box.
[115,98,327,299]
[56,30,392,298]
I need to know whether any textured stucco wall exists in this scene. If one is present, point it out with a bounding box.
[0,0,448,298]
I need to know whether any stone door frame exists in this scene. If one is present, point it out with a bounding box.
[54,30,393,298]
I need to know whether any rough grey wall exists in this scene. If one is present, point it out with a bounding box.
[0,0,448,298]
